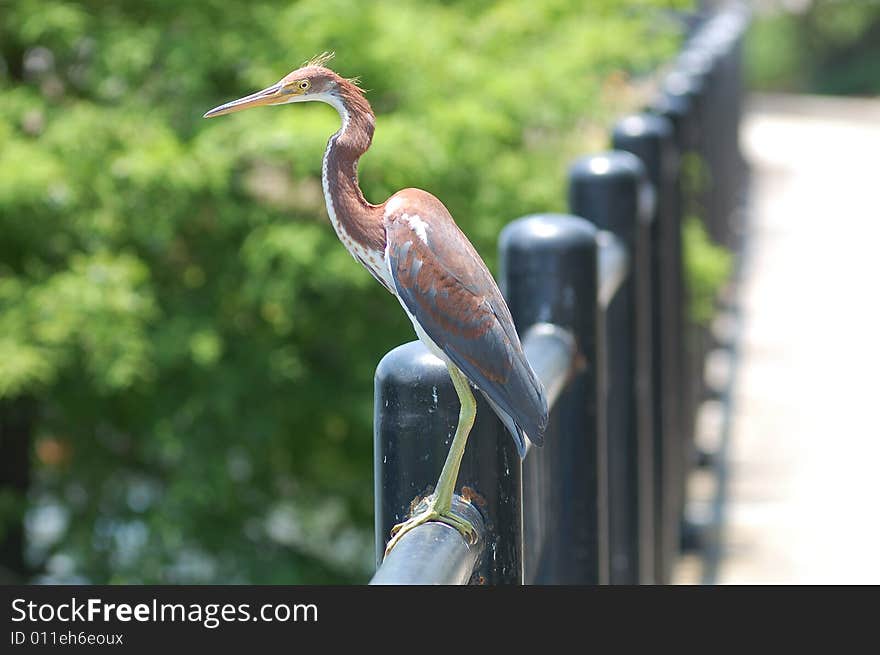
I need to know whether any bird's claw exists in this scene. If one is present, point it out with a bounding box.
[384,502,477,558]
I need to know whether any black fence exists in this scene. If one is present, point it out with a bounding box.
[371,3,750,585]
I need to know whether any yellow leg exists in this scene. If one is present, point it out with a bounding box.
[383,363,477,557]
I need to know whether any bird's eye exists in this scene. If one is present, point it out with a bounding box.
[299,80,310,91]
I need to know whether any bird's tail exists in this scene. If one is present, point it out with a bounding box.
[482,361,548,459]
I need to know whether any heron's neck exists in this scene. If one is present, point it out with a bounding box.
[322,93,385,253]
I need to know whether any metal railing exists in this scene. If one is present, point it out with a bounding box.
[370,2,749,585]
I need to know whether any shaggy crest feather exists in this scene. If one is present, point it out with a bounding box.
[304,51,335,68]
[304,52,366,94]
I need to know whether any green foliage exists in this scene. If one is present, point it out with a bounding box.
[1,0,688,583]
[747,0,880,95]
[679,151,732,324]
[682,217,731,325]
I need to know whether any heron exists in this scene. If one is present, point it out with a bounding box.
[205,54,548,556]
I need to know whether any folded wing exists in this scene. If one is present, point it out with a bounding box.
[384,189,548,456]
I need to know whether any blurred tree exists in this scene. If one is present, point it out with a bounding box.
[0,0,689,583]
[747,0,880,95]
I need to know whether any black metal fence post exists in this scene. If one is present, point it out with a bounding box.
[499,214,607,584]
[568,152,655,584]
[374,342,519,584]
[612,113,685,584]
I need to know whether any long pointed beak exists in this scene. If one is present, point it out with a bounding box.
[203,82,283,118]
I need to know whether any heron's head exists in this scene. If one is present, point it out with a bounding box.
[203,53,350,118]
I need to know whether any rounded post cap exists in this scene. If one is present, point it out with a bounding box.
[613,113,677,189]
[613,113,673,143]
[649,90,690,120]
[375,340,448,387]
[500,213,598,253]
[676,47,716,79]
[663,70,704,100]
[690,10,747,53]
[568,150,646,185]
[568,150,654,228]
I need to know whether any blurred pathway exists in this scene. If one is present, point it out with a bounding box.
[720,94,880,583]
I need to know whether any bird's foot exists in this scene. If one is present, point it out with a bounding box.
[383,497,477,558]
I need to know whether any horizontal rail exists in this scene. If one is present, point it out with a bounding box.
[370,498,485,585]
[370,321,578,585]
[598,230,629,307]
[522,323,577,410]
